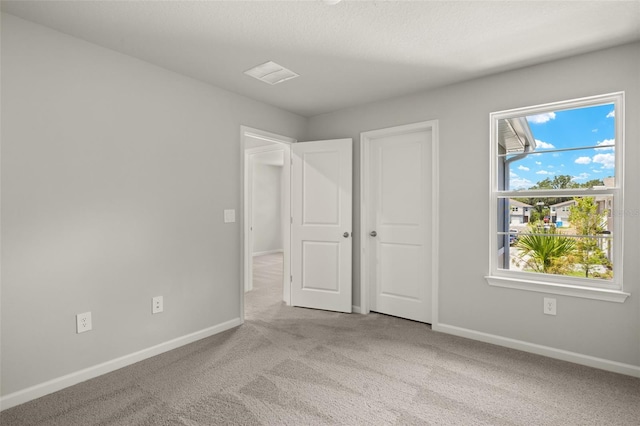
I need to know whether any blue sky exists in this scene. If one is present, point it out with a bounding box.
[509,103,615,190]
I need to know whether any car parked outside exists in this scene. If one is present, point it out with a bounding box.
[509,229,519,245]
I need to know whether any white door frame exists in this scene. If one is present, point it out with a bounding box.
[359,120,440,324]
[240,126,296,322]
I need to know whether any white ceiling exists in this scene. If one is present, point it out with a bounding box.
[2,1,639,117]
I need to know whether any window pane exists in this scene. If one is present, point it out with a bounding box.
[497,103,616,191]
[502,233,613,280]
[508,149,614,191]
[498,196,614,280]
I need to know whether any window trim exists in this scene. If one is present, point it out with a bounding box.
[485,275,629,303]
[487,92,627,302]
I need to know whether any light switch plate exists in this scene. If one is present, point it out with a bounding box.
[224,209,236,223]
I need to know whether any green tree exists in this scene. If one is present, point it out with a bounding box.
[568,197,611,278]
[514,175,605,210]
[530,205,550,223]
[529,177,554,190]
[581,179,606,189]
[549,175,576,189]
[515,175,578,207]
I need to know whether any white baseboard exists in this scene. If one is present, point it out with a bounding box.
[0,317,242,411]
[351,305,362,314]
[433,322,640,378]
[252,249,283,257]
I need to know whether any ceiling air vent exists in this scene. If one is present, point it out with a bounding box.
[244,61,299,85]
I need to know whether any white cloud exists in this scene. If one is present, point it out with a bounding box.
[535,161,542,165]
[517,165,529,171]
[572,173,591,181]
[592,128,598,133]
[536,170,554,175]
[607,110,615,118]
[592,169,602,173]
[593,153,615,169]
[527,112,556,124]
[510,171,519,177]
[595,139,615,151]
[510,177,533,189]
[575,156,592,165]
[535,139,555,149]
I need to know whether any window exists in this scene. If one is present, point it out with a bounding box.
[487,92,628,302]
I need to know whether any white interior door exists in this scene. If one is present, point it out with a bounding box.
[366,125,433,323]
[291,139,352,313]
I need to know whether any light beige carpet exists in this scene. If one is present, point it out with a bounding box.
[2,252,639,425]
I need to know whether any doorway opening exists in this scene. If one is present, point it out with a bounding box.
[240,126,295,321]
[241,128,354,318]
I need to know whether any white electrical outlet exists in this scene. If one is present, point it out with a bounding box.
[152,296,163,314]
[76,312,92,333]
[543,297,557,316]
[224,209,236,223]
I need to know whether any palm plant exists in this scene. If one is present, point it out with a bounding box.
[512,229,576,274]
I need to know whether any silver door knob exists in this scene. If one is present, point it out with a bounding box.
[343,232,350,238]
[370,231,377,237]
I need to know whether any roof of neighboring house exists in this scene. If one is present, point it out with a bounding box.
[550,199,577,208]
[509,200,532,208]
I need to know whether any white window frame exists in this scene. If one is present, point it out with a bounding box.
[486,92,629,303]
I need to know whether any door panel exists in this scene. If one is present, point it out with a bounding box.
[380,143,422,226]
[291,139,352,313]
[302,150,340,225]
[379,243,421,300]
[369,129,432,323]
[302,241,340,292]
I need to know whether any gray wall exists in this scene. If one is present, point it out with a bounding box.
[2,10,639,401]
[0,14,307,396]
[252,153,284,254]
[307,42,640,367]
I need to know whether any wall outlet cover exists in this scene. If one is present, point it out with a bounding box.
[543,297,557,316]
[224,209,236,223]
[76,312,92,333]
[152,296,163,314]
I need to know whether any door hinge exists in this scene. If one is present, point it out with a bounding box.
[290,275,293,283]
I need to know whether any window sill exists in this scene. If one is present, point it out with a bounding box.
[485,275,630,303]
